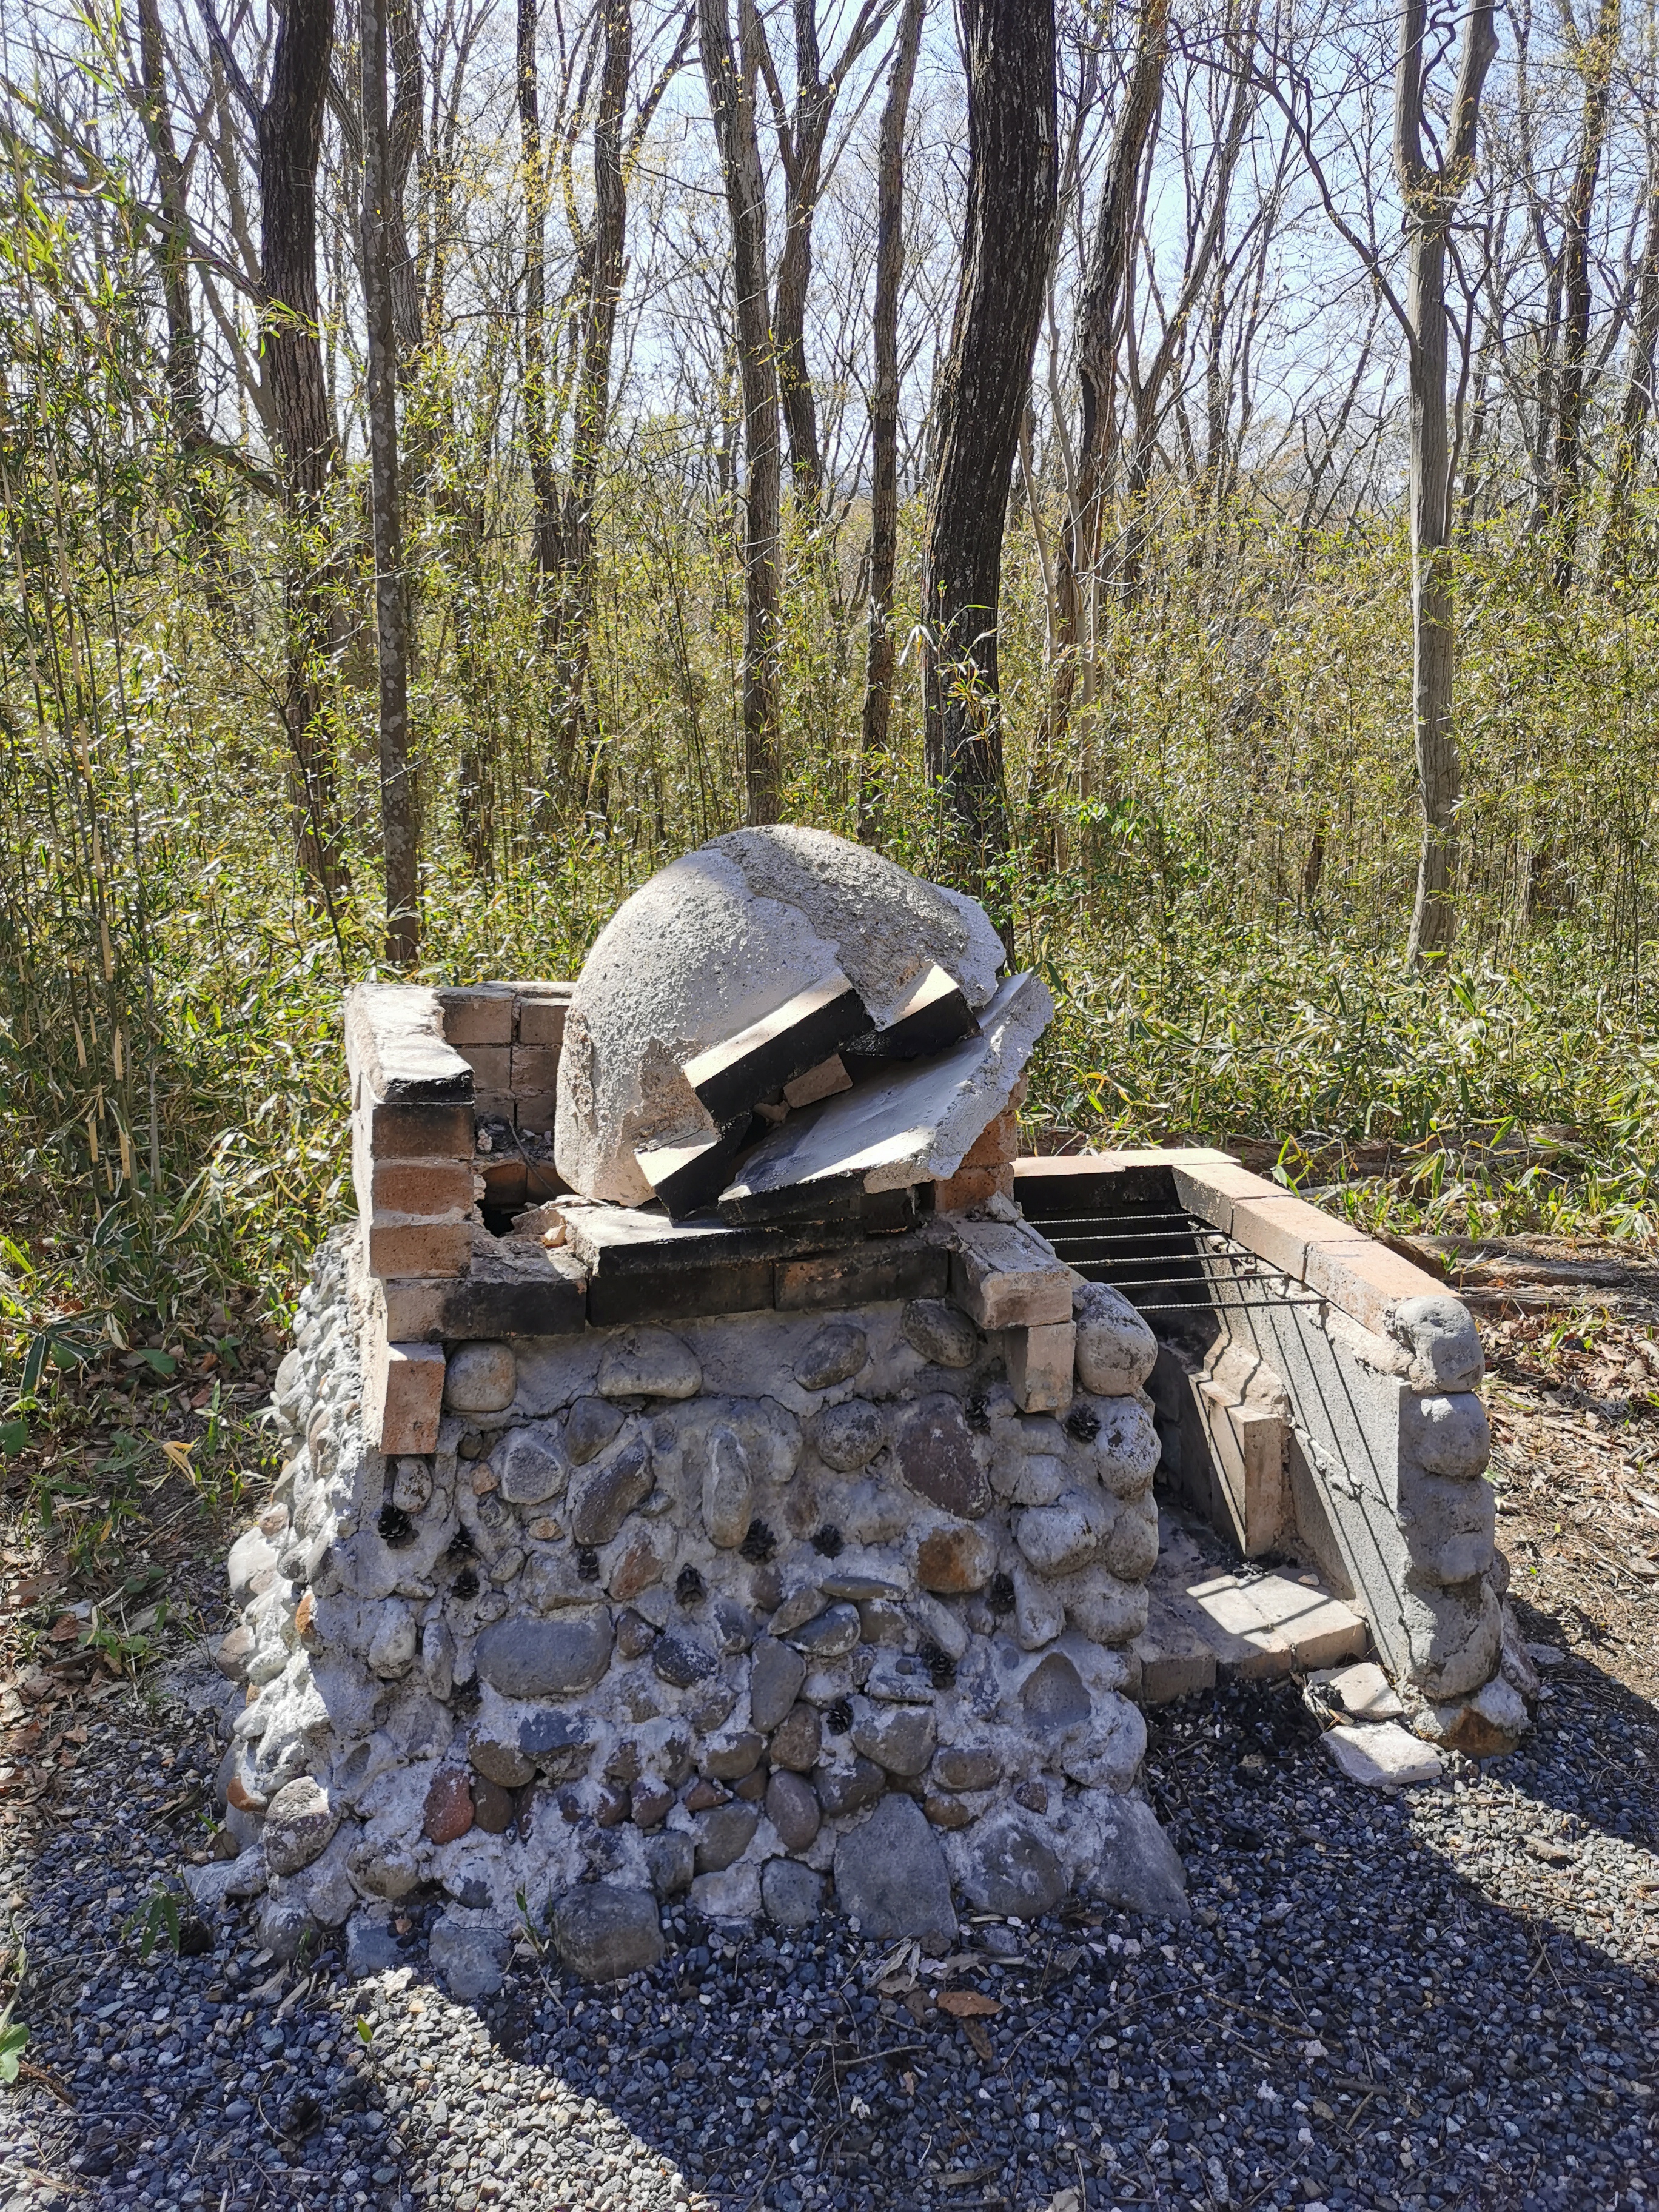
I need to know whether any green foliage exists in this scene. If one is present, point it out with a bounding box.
[1,122,1657,1401]
[0,1946,28,2088]
[125,1884,182,1962]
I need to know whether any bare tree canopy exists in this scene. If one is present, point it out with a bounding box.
[12,0,1659,1347]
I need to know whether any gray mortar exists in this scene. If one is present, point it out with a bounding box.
[552,826,1006,1205]
[209,1230,1181,1968]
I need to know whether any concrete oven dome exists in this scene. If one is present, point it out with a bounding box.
[554,826,1007,1207]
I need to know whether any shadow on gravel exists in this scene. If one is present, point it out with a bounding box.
[332,1658,1653,2212]
[8,1657,1656,2212]
[1497,1592,1658,1854]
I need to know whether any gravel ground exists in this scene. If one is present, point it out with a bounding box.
[0,1636,1652,2212]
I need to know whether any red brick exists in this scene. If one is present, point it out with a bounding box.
[1302,1238,1446,1334]
[480,1157,529,1210]
[774,1235,947,1312]
[1228,1192,1366,1279]
[381,1278,446,1341]
[369,1158,475,1217]
[932,1163,1014,1211]
[437,985,515,1046]
[360,1098,475,1161]
[365,1219,472,1279]
[366,1338,446,1453]
[515,992,572,1048]
[1006,1320,1076,1413]
[961,1106,1021,1169]
[1170,1159,1279,1234]
[458,1044,513,1098]
[950,1218,1072,1329]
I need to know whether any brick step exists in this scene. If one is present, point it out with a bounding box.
[1134,1516,1369,1703]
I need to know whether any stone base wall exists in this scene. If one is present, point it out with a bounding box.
[209,1226,1188,1966]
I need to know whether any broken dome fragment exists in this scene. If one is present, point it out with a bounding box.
[719,968,1053,1222]
[552,825,1007,1212]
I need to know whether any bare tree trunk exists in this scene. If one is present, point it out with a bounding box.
[856,0,924,842]
[1601,159,1659,581]
[1395,0,1496,962]
[922,0,1057,886]
[699,0,782,825]
[771,2,830,511]
[134,0,216,500]
[257,0,349,903]
[518,0,561,634]
[759,1,887,514]
[361,0,417,966]
[1053,0,1170,731]
[1551,0,1621,593]
[386,0,424,361]
[555,0,632,794]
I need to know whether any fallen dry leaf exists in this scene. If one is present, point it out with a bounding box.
[937,1990,1002,2018]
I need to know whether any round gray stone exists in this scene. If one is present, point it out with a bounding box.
[850,1697,936,1777]
[652,1632,719,1688]
[474,1611,614,1698]
[793,1321,869,1391]
[1090,1797,1190,1919]
[816,1399,886,1473]
[762,1857,825,1928]
[765,1768,822,1851]
[901,1299,980,1370]
[788,1601,862,1658]
[391,1457,432,1513]
[495,1423,569,1507]
[1071,1283,1156,1396]
[694,1801,760,1873]
[702,1424,754,1549]
[833,1794,956,1942]
[569,1437,654,1545]
[261,1777,338,1876]
[430,1913,511,2001]
[444,1341,517,1415]
[552,1885,665,1982]
[344,1909,402,1979]
[566,1395,626,1466]
[933,1745,1000,1792]
[643,1832,695,1899]
[812,1755,887,1818]
[749,1637,808,1731]
[893,1395,991,1518]
[1020,1651,1091,1734]
[596,1326,701,1401]
[958,1809,1066,1917]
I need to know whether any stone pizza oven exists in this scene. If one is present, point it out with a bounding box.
[201,829,1531,1985]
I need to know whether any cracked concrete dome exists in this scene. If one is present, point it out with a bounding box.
[554,826,1006,1205]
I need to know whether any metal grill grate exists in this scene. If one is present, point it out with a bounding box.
[1021,1205,1324,1315]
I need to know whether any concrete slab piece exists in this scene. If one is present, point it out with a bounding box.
[1326,1660,1404,1720]
[1180,1575,1291,1677]
[720,970,1053,1212]
[1169,1570,1367,1680]
[1322,1722,1443,1789]
[1241,1575,1369,1670]
[1133,1594,1218,1704]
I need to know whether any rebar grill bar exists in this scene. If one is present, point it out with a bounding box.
[1022,1205,1325,1315]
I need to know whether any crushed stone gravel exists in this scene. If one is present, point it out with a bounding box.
[0,1651,1652,2212]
